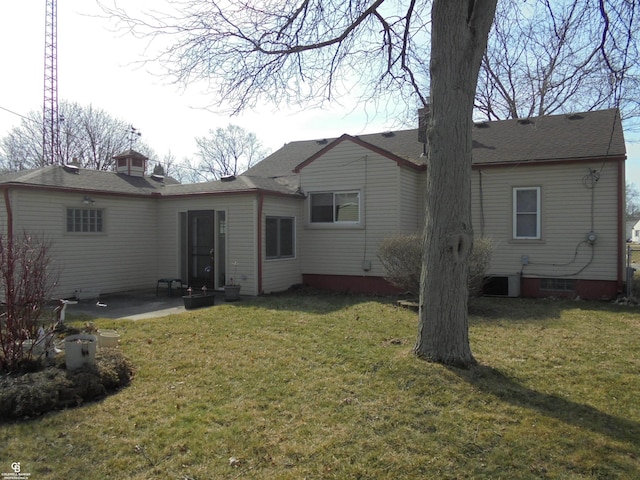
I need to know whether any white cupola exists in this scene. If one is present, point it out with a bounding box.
[113,149,148,177]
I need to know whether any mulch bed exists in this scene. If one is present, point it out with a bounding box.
[0,346,133,421]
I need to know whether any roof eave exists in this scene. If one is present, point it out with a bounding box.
[472,153,627,169]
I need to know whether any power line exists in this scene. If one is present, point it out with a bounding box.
[0,105,36,124]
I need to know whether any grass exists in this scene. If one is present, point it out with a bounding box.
[1,293,639,479]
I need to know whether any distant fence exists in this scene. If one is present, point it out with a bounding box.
[626,244,640,298]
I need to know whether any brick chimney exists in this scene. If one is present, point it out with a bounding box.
[418,105,430,144]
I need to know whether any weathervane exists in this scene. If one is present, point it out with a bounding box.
[127,125,141,149]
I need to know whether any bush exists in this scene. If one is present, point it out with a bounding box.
[0,233,58,373]
[0,347,133,420]
[378,234,493,298]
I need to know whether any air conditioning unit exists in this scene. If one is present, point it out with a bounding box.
[483,274,520,297]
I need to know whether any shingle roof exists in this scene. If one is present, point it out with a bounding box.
[246,108,625,178]
[0,109,625,198]
[162,174,301,196]
[0,165,178,195]
[470,108,625,164]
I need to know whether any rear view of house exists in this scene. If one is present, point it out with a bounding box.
[0,108,626,300]
[470,109,626,299]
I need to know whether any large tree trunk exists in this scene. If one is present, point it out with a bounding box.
[415,0,497,367]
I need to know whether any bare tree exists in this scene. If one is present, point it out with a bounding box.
[627,182,640,220]
[0,232,58,372]
[154,149,186,182]
[195,124,269,181]
[100,0,635,366]
[477,0,640,123]
[417,1,496,366]
[0,110,44,173]
[0,101,155,172]
[101,0,432,115]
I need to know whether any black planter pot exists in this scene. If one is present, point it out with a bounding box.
[182,294,216,310]
[224,285,241,301]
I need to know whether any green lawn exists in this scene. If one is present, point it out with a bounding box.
[2,293,639,479]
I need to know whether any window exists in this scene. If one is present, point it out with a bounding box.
[540,278,576,292]
[513,187,540,239]
[66,208,104,233]
[266,216,295,259]
[310,191,360,223]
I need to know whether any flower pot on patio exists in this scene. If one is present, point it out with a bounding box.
[224,285,241,302]
[65,334,97,370]
[182,293,216,310]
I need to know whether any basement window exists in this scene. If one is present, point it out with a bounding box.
[66,208,104,233]
[540,278,576,292]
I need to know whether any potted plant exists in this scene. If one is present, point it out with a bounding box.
[182,285,216,310]
[224,261,241,301]
[64,333,98,370]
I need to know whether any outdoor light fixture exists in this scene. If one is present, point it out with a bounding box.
[82,196,95,205]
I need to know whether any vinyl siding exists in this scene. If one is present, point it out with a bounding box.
[156,193,259,296]
[398,166,425,233]
[472,160,621,281]
[261,196,304,293]
[9,189,158,298]
[298,142,404,277]
[0,191,8,235]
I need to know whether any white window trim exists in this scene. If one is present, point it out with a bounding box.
[513,187,541,239]
[308,190,361,225]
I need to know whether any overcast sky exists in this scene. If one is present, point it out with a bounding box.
[1,1,638,185]
[0,1,398,162]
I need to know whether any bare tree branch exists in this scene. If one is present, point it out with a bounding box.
[194,124,269,181]
[477,0,640,125]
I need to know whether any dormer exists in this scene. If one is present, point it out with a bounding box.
[113,149,148,177]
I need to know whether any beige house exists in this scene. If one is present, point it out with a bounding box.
[0,108,627,300]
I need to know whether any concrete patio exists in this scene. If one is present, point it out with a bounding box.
[65,289,192,320]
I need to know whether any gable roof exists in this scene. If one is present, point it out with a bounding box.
[246,108,625,180]
[243,128,428,179]
[0,109,625,199]
[293,134,427,173]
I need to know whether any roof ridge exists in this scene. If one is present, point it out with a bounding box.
[14,165,58,183]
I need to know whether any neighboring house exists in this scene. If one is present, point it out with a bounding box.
[0,108,627,300]
[631,219,640,243]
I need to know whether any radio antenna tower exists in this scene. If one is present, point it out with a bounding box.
[43,0,60,165]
